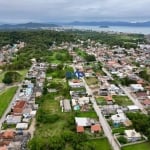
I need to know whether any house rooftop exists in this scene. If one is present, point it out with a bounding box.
[2,130,15,139]
[105,95,112,101]
[125,129,141,138]
[76,126,84,133]
[0,146,7,150]
[91,124,101,132]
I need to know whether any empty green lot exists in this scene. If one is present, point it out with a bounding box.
[86,138,112,150]
[122,142,150,150]
[113,95,133,106]
[0,86,18,118]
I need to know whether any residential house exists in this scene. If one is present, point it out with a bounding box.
[60,100,72,112]
[16,123,28,130]
[125,129,141,142]
[142,99,150,108]
[91,124,101,133]
[130,84,144,92]
[76,126,84,133]
[127,105,140,112]
[12,101,26,116]
[6,115,22,125]
[105,95,113,105]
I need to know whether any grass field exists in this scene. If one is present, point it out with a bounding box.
[112,127,127,134]
[76,110,98,118]
[85,77,98,85]
[113,95,133,106]
[0,86,18,118]
[86,138,112,150]
[96,96,107,105]
[122,142,150,150]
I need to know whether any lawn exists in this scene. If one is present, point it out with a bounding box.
[122,142,150,150]
[96,96,107,105]
[0,86,18,118]
[86,138,112,150]
[113,95,133,106]
[76,110,98,118]
[85,77,98,85]
[112,127,126,134]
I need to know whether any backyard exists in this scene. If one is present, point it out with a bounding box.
[86,138,112,150]
[113,95,133,106]
[122,142,150,150]
[0,86,18,118]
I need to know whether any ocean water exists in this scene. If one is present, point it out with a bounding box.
[69,26,150,35]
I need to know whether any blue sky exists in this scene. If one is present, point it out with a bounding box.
[0,0,150,23]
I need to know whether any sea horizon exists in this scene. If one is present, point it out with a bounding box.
[65,25,150,35]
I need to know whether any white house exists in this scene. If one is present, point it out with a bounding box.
[125,129,141,142]
[130,84,144,92]
[127,105,140,112]
[111,113,127,124]
[16,123,28,130]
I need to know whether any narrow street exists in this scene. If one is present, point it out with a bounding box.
[82,78,120,150]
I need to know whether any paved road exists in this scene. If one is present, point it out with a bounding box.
[82,78,120,150]
[119,84,147,114]
[0,84,21,131]
[102,67,113,80]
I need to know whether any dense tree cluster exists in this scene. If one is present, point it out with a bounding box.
[139,70,150,83]
[126,112,150,140]
[28,131,95,150]
[2,71,21,84]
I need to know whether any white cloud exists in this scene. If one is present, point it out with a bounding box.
[0,0,150,23]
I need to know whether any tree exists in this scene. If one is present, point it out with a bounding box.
[2,71,21,84]
[85,54,96,62]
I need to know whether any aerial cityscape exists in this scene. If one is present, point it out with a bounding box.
[0,1,150,150]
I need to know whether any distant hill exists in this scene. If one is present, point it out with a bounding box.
[67,21,150,27]
[0,22,59,30]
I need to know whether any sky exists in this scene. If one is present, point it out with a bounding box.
[0,0,150,23]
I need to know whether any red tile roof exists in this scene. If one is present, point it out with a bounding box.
[13,100,26,114]
[14,101,26,109]
[91,124,101,132]
[105,96,112,101]
[2,130,15,139]
[142,99,150,105]
[76,126,84,133]
[0,146,7,150]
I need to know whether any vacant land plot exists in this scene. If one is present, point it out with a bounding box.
[86,138,112,150]
[96,96,107,105]
[0,86,18,118]
[76,110,98,118]
[122,142,150,150]
[113,95,133,106]
[85,77,98,85]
